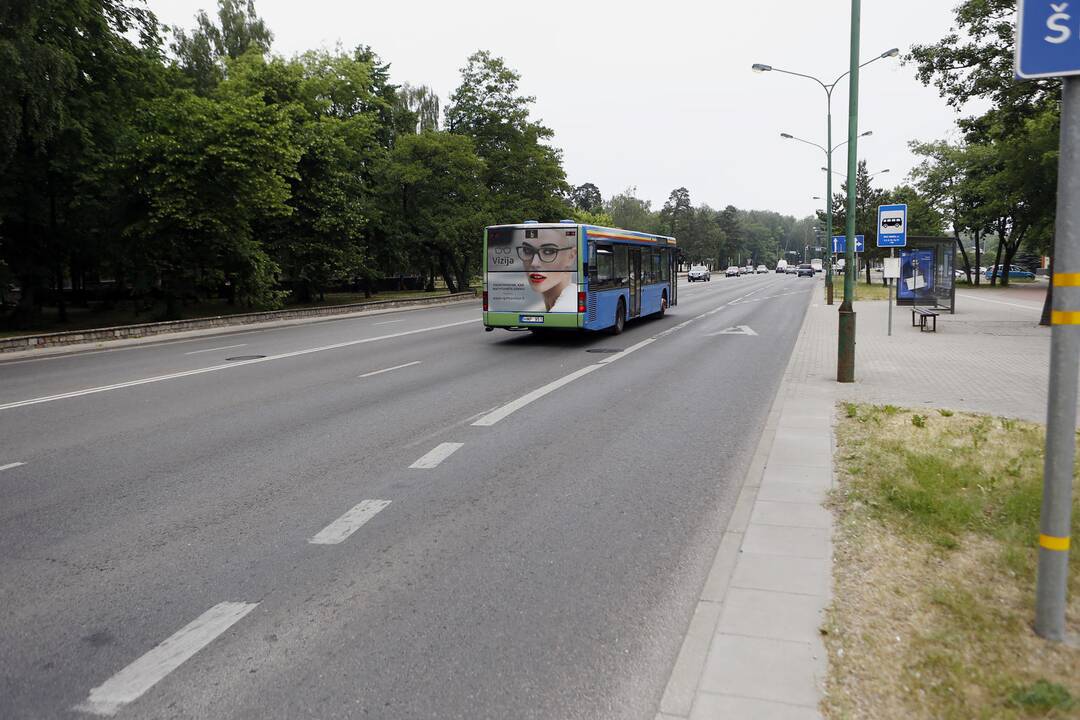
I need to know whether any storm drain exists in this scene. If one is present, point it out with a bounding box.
[225,355,267,361]
[586,348,622,354]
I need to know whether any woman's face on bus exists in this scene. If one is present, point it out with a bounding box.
[521,241,577,294]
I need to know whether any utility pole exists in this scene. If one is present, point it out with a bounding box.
[1035,75,1078,642]
[837,0,861,383]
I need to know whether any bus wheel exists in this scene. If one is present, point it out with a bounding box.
[612,299,626,335]
[659,294,667,317]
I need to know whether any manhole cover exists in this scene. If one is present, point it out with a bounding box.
[586,348,623,354]
[225,355,266,361]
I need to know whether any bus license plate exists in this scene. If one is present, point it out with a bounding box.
[519,315,544,324]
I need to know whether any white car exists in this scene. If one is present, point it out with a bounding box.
[687,265,711,282]
[725,266,740,277]
[756,265,768,274]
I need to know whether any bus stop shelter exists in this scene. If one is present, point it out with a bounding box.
[895,236,955,314]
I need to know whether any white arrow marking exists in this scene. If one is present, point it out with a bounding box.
[706,325,758,337]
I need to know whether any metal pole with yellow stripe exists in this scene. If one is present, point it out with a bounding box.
[1036,77,1079,642]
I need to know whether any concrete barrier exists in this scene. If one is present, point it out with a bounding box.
[0,292,478,354]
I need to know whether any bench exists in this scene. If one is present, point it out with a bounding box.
[911,307,939,332]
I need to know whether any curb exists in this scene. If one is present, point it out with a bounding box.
[657,290,829,719]
[0,293,478,357]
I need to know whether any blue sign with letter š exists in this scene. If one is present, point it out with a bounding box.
[877,204,908,248]
[1016,1,1080,79]
[832,235,865,254]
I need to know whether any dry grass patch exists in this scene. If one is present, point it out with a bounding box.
[825,404,1080,720]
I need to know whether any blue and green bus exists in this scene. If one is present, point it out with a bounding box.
[483,221,679,334]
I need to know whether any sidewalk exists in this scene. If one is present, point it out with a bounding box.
[658,285,1051,719]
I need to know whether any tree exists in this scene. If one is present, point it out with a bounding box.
[386,132,487,293]
[446,50,570,223]
[397,83,440,133]
[121,87,299,314]
[606,188,658,233]
[571,183,603,213]
[170,0,273,95]
[0,0,164,327]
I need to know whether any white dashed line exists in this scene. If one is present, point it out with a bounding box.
[0,462,26,472]
[358,361,421,378]
[409,442,465,469]
[309,500,392,545]
[74,601,258,716]
[183,344,248,355]
[0,319,477,413]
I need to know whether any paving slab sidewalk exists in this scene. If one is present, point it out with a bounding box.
[658,284,1051,719]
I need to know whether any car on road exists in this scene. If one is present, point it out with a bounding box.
[797,263,815,277]
[785,265,797,274]
[775,265,786,273]
[725,266,740,277]
[984,264,1035,281]
[756,265,768,274]
[687,265,711,282]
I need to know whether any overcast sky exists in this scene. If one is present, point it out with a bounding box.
[147,0,974,220]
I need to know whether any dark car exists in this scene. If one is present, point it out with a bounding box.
[797,263,815,277]
[985,265,1036,281]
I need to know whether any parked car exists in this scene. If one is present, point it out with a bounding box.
[797,263,815,277]
[756,265,768,274]
[687,265,711,282]
[985,264,1035,281]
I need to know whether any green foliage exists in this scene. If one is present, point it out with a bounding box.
[912,414,928,428]
[1007,680,1076,712]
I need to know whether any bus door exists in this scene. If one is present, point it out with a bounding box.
[668,249,678,306]
[629,247,642,317]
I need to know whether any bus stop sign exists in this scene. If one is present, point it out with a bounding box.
[1016,0,1080,79]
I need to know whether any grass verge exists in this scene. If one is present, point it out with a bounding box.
[825,404,1080,720]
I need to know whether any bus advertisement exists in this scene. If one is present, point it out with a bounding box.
[483,222,678,334]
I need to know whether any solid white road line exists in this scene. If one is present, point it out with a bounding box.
[358,361,421,378]
[0,462,26,472]
[0,319,477,413]
[374,319,406,326]
[957,293,1043,311]
[471,365,603,427]
[74,601,258,716]
[409,442,464,469]
[183,344,248,356]
[309,499,391,545]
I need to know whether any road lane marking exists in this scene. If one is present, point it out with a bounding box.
[0,319,478,412]
[409,442,465,468]
[471,365,603,427]
[0,462,26,472]
[358,361,421,378]
[309,500,391,544]
[183,344,248,356]
[596,338,655,364]
[957,293,1043,311]
[374,319,406,326]
[74,602,258,716]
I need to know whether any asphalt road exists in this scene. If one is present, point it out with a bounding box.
[0,272,816,719]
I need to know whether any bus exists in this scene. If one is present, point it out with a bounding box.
[483,221,679,334]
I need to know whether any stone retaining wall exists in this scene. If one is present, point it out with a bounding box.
[1,292,478,353]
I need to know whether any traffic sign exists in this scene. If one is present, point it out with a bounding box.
[877,204,908,247]
[1016,1,1080,79]
[832,235,865,254]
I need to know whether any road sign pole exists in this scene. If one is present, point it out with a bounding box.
[888,248,894,336]
[1035,76,1079,642]
[826,100,835,306]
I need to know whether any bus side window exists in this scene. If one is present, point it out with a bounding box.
[596,244,614,288]
[614,245,629,287]
[661,249,671,281]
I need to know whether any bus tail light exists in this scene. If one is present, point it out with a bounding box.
[482,291,488,312]
[578,291,586,313]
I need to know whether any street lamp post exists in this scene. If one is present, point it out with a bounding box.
[754,37,896,382]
